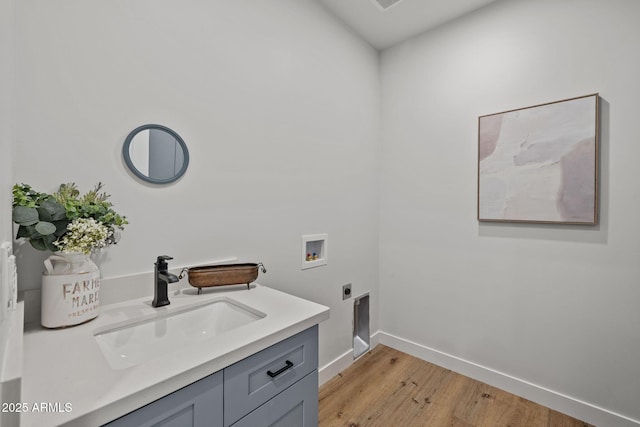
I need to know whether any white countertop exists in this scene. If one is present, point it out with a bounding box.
[20,284,329,427]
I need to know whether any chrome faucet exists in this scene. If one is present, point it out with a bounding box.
[153,255,179,307]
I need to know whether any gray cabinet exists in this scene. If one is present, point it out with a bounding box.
[103,326,319,427]
[231,371,318,427]
[224,326,317,426]
[104,370,223,427]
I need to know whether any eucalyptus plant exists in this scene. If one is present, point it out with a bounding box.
[12,183,128,253]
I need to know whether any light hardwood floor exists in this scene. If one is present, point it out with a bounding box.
[319,345,594,427]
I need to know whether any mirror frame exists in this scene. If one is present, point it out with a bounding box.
[122,124,190,184]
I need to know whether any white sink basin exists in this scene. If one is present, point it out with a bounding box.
[94,298,265,370]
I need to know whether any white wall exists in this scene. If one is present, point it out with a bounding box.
[14,0,380,371]
[379,0,640,424]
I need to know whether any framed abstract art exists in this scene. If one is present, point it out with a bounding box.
[478,94,599,224]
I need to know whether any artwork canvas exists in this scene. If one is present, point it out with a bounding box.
[478,94,599,224]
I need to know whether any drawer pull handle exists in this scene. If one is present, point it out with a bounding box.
[267,360,294,378]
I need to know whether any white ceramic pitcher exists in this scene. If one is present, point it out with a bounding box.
[41,253,101,328]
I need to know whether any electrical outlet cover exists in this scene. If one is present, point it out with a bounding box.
[342,283,352,300]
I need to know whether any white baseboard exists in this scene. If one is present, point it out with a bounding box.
[378,331,640,427]
[318,348,352,386]
[318,331,380,386]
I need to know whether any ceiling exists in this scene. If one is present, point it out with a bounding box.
[318,0,498,50]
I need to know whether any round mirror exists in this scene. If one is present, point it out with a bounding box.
[123,124,189,184]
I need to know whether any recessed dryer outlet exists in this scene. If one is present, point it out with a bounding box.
[301,234,327,270]
[353,293,370,359]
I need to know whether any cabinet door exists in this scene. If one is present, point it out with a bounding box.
[104,371,223,427]
[231,370,318,427]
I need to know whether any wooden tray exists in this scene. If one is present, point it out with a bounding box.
[181,263,266,290]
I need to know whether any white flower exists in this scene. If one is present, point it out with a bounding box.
[55,218,112,255]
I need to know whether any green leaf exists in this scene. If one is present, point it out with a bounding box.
[39,199,67,221]
[25,224,43,240]
[16,225,30,239]
[36,206,51,222]
[35,221,56,236]
[12,183,49,208]
[30,234,57,252]
[12,206,39,226]
[44,236,59,252]
[30,238,47,251]
[52,220,70,237]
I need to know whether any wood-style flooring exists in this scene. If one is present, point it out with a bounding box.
[319,345,594,427]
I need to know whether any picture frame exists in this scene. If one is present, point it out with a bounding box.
[477,93,599,225]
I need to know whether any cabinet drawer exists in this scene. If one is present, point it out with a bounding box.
[231,370,318,427]
[224,325,318,426]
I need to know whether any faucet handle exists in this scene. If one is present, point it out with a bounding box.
[156,255,173,269]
